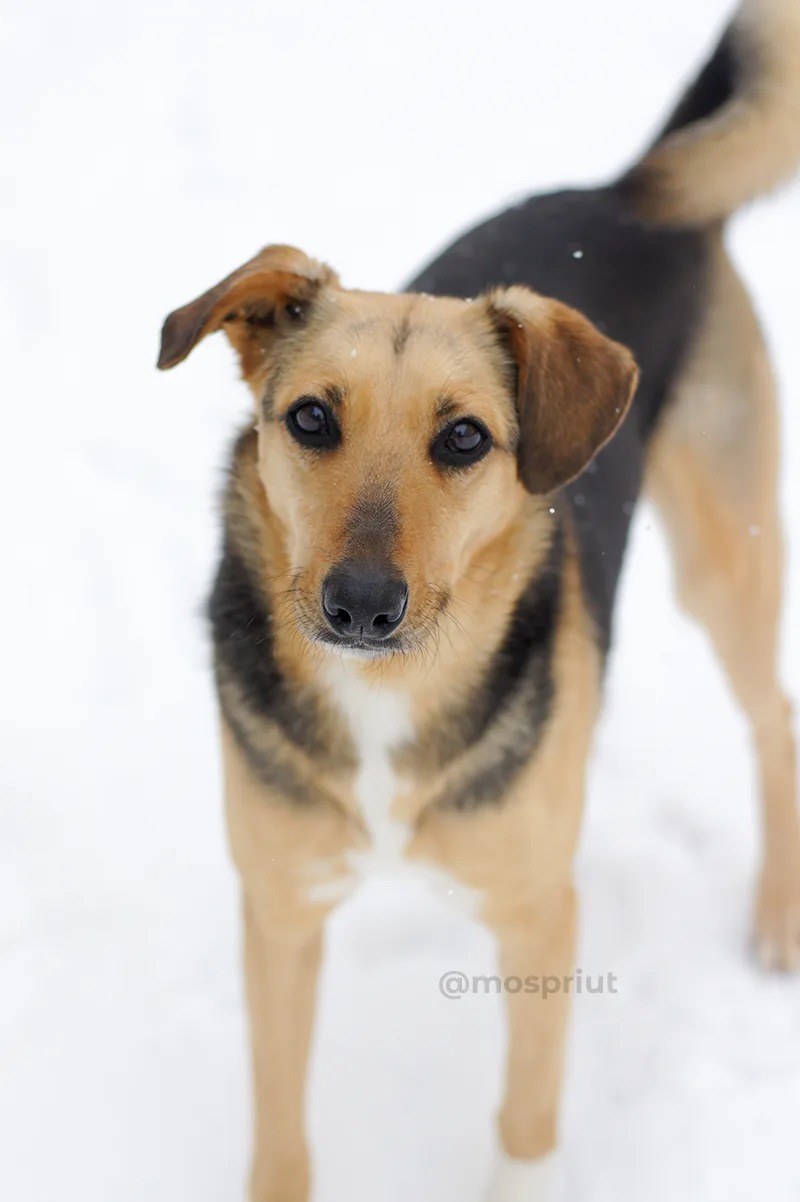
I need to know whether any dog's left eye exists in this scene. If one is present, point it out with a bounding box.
[286,397,341,450]
[432,418,492,468]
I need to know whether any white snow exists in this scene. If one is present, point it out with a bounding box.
[2,0,799,1200]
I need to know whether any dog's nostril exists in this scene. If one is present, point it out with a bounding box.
[322,590,350,624]
[371,585,408,630]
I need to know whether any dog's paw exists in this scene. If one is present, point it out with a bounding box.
[754,861,800,972]
[483,1150,559,1202]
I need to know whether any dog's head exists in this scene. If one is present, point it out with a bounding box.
[159,244,637,659]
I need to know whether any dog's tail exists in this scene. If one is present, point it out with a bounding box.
[619,0,800,226]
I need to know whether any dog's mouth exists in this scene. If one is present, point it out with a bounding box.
[308,627,412,659]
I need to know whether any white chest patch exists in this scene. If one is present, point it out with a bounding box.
[334,660,413,873]
[306,659,478,915]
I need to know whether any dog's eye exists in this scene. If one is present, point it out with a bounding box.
[286,398,341,450]
[432,418,492,468]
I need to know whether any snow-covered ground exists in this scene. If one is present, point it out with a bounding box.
[2,0,799,1198]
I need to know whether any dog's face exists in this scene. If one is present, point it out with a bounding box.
[254,288,531,658]
[159,245,637,658]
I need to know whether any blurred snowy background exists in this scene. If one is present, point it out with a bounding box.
[1,0,799,1199]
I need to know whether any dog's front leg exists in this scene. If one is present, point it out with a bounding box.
[485,884,576,1201]
[415,798,585,1202]
[221,720,353,1202]
[242,892,327,1202]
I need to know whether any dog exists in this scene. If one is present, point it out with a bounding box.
[157,1,800,1197]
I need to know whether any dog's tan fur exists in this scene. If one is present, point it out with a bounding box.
[221,533,601,1200]
[629,0,800,225]
[165,240,800,1200]
[158,3,800,1197]
[164,272,630,1200]
[646,233,800,967]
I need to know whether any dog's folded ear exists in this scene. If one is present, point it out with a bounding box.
[486,287,639,495]
[157,244,339,380]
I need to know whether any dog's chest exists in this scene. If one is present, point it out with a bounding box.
[329,662,413,872]
[313,661,477,913]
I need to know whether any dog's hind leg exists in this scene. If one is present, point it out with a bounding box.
[646,236,800,970]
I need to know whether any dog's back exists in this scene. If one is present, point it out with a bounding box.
[408,0,800,645]
[410,0,800,349]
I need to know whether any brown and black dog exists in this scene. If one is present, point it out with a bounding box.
[158,1,800,1198]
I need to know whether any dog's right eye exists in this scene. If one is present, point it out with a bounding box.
[286,398,341,450]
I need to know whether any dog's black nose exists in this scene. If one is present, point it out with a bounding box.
[322,561,408,641]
